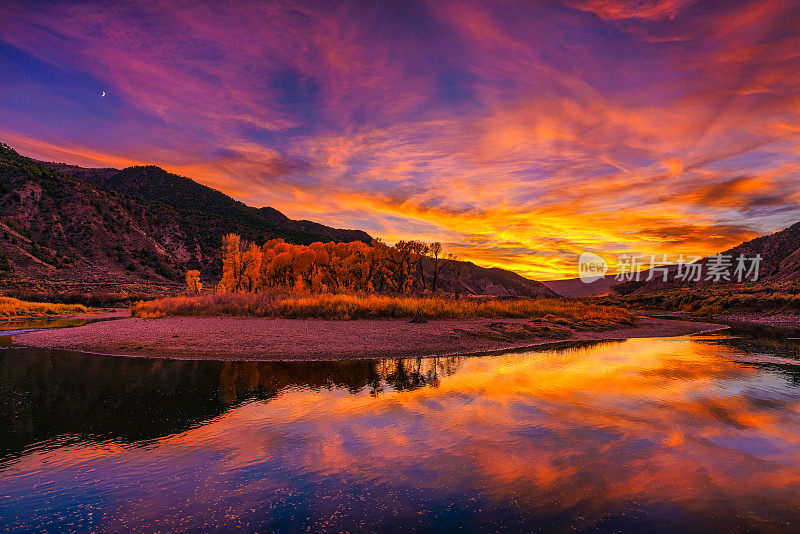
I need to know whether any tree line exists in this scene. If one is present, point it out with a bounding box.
[186,234,463,295]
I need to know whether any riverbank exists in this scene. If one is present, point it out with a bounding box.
[13,308,128,321]
[12,316,727,361]
[627,309,800,330]
[0,309,129,339]
[712,313,800,329]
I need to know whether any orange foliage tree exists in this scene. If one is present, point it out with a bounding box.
[216,233,242,292]
[213,234,452,295]
[186,270,202,294]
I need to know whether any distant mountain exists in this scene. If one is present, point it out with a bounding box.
[434,261,557,298]
[541,275,620,298]
[616,220,800,294]
[0,142,555,298]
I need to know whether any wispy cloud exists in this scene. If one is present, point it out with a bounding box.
[1,0,798,279]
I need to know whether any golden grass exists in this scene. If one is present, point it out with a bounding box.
[0,296,89,318]
[131,293,634,329]
[596,280,800,316]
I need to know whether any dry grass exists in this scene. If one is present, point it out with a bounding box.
[596,280,800,317]
[5,288,168,307]
[0,296,89,318]
[131,293,634,329]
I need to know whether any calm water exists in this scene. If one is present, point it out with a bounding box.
[3,326,800,532]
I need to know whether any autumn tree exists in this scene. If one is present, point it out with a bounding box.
[217,233,242,292]
[240,243,262,293]
[294,247,317,288]
[367,239,392,292]
[186,270,202,294]
[408,241,429,291]
[385,240,416,292]
[213,234,451,296]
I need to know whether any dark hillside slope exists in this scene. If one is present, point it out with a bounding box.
[616,220,800,294]
[57,163,371,245]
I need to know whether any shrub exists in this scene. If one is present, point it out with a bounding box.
[0,297,89,317]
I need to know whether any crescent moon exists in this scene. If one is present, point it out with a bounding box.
[101,91,106,97]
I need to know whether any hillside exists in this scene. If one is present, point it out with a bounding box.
[1,142,555,298]
[49,163,372,245]
[616,220,800,294]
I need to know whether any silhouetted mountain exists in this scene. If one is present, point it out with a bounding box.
[52,162,372,244]
[723,221,800,280]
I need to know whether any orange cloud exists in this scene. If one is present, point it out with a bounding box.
[1,0,799,279]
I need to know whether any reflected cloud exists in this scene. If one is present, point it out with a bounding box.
[6,337,800,530]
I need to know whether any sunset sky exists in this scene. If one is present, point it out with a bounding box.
[1,0,799,280]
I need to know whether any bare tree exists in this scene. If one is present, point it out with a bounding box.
[427,242,447,293]
[446,253,464,298]
[386,240,416,292]
[407,241,429,292]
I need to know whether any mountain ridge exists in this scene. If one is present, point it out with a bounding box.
[614,220,800,294]
[48,162,372,245]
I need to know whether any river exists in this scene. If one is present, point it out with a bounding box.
[2,324,800,532]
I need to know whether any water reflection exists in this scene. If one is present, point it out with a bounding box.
[3,333,800,532]
[0,317,100,335]
[0,348,464,462]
